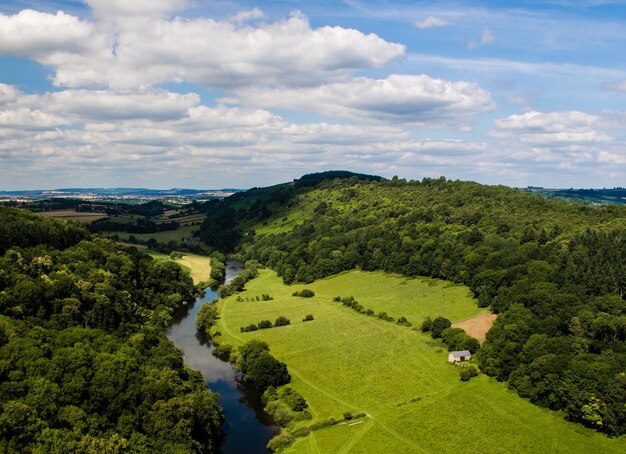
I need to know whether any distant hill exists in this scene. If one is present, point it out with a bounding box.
[537,187,626,205]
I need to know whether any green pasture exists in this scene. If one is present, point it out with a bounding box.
[215,269,626,453]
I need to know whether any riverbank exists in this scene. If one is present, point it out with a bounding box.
[167,262,278,453]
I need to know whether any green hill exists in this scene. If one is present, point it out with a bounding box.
[199,173,626,438]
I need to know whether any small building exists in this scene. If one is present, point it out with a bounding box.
[448,350,472,363]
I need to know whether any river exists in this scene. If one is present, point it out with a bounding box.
[167,261,279,453]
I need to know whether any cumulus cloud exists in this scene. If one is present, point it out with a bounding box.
[415,16,449,29]
[0,84,20,105]
[469,28,495,49]
[0,9,404,90]
[492,111,612,145]
[235,74,494,128]
[0,9,96,57]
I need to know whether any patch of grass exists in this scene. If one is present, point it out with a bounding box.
[215,269,626,454]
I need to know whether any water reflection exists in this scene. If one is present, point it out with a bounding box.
[167,261,279,453]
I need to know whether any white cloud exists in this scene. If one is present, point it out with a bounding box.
[491,111,613,148]
[469,28,495,49]
[0,84,20,105]
[85,0,190,20]
[415,16,449,29]
[43,90,201,121]
[0,9,404,91]
[230,8,266,23]
[0,9,96,57]
[235,74,494,128]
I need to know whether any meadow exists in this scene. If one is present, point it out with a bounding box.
[146,250,211,284]
[215,269,626,453]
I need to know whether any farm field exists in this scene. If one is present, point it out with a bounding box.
[36,209,108,224]
[215,269,626,453]
[452,313,498,343]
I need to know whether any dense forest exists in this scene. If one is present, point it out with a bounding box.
[0,207,223,453]
[199,172,626,436]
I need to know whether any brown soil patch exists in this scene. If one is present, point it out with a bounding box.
[452,313,497,343]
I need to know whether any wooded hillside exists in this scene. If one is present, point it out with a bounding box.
[199,173,626,435]
[0,207,223,453]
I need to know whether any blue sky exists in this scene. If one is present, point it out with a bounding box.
[1,0,626,189]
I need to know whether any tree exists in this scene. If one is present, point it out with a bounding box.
[430,317,451,338]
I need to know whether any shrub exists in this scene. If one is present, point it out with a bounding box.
[273,407,293,426]
[212,344,232,361]
[293,410,312,421]
[430,316,452,338]
[196,302,219,333]
[258,320,273,329]
[397,316,412,327]
[303,314,314,322]
[279,387,307,411]
[293,289,315,297]
[343,411,353,420]
[274,316,291,327]
[240,324,259,332]
[291,426,310,438]
[309,418,337,431]
[460,366,479,381]
[420,316,433,332]
[267,432,295,452]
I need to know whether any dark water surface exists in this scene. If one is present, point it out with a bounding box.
[167,261,279,453]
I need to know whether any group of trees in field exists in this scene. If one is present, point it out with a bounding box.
[197,174,626,435]
[0,207,223,452]
[240,316,291,333]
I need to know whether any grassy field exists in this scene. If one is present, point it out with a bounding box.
[37,210,108,224]
[145,251,211,284]
[215,269,626,453]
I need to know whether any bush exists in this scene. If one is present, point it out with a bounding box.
[279,387,308,411]
[397,316,412,327]
[420,316,433,332]
[240,324,259,332]
[430,316,451,338]
[343,411,353,420]
[303,314,314,322]
[293,409,312,421]
[293,289,315,298]
[274,316,291,327]
[196,302,219,333]
[258,320,273,329]
[212,344,232,361]
[267,432,295,452]
[273,407,293,426]
[291,426,310,438]
[309,418,337,431]
[460,366,479,382]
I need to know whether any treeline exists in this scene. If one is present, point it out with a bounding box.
[200,175,626,435]
[89,218,179,234]
[0,207,223,452]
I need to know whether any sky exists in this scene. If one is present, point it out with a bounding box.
[1,1,626,190]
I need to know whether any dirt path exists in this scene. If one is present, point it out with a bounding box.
[452,313,497,343]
